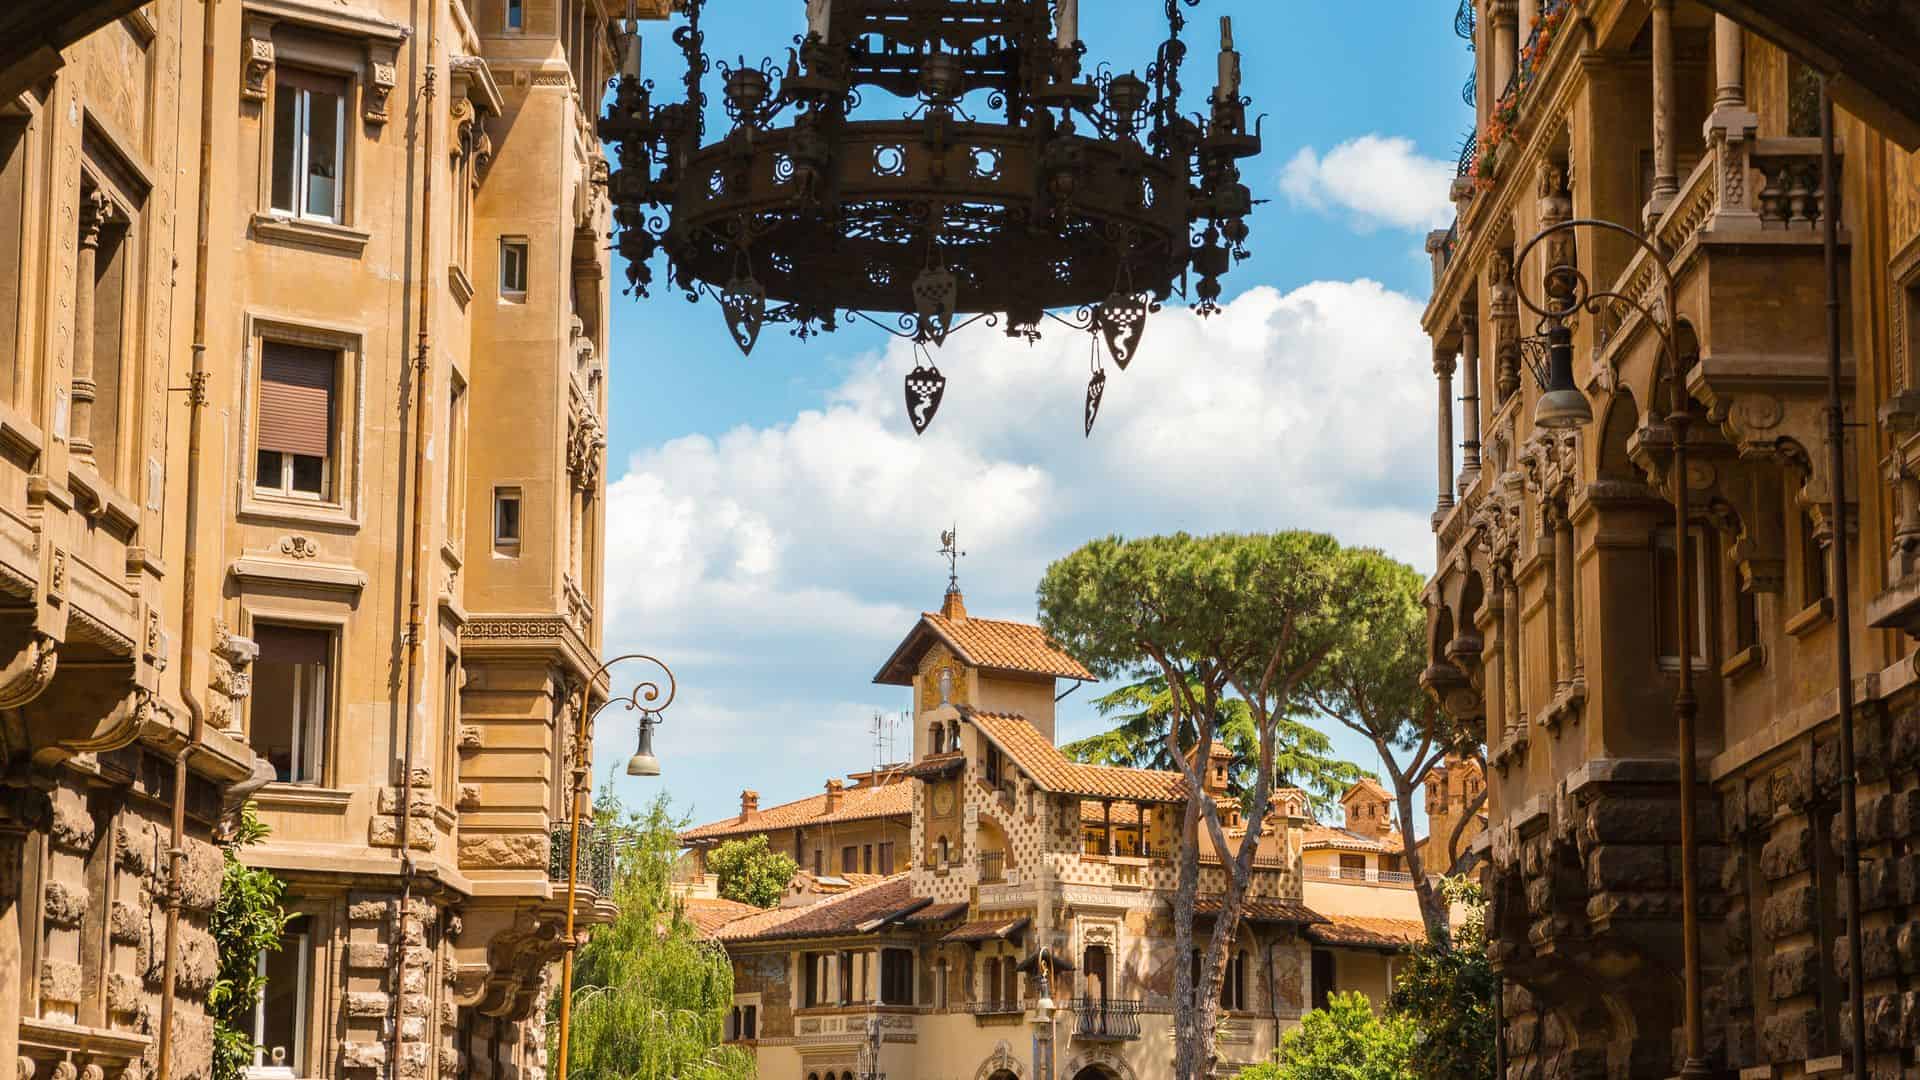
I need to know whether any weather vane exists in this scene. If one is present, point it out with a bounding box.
[939,526,965,595]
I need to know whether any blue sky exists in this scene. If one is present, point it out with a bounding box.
[593,2,1474,836]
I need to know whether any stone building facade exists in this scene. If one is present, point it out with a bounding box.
[1422,1,1920,1075]
[683,591,1435,1080]
[0,0,644,1078]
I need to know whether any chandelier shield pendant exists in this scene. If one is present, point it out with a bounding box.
[1097,291,1149,370]
[1084,367,1107,437]
[913,266,959,346]
[720,273,767,357]
[905,361,948,436]
[599,0,1262,429]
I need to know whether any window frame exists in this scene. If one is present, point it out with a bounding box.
[1654,525,1713,671]
[500,237,529,299]
[270,68,349,224]
[247,621,338,787]
[249,917,311,1076]
[241,316,364,527]
[493,486,523,549]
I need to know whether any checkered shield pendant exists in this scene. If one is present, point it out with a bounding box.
[1097,291,1148,369]
[905,363,947,435]
[721,275,767,357]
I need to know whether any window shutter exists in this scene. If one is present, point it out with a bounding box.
[255,624,330,666]
[259,343,335,458]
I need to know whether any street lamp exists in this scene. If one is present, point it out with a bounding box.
[553,653,677,1080]
[1512,216,1710,1077]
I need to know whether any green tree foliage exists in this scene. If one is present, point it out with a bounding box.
[1060,673,1373,819]
[210,805,290,1080]
[1389,877,1497,1080]
[1245,992,1419,1080]
[556,792,755,1080]
[705,834,799,909]
[1305,548,1486,938]
[1040,531,1387,1078]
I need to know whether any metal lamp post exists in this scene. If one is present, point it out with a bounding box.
[553,653,677,1080]
[1513,217,1710,1076]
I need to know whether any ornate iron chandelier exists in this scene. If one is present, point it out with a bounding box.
[599,0,1262,434]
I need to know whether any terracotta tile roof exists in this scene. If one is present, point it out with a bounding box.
[713,877,923,943]
[680,897,763,937]
[1306,915,1429,951]
[1079,801,1144,825]
[970,711,1187,803]
[873,607,1094,686]
[902,901,970,926]
[790,870,889,895]
[680,778,913,843]
[1300,825,1398,853]
[940,916,1031,944]
[1192,896,1325,925]
[902,751,966,780]
[1342,778,1393,803]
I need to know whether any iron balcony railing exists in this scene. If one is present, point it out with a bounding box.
[977,851,1006,883]
[964,999,1024,1017]
[1071,999,1143,1040]
[549,820,618,896]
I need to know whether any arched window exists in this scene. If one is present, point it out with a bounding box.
[936,835,950,866]
[932,723,946,755]
[1002,956,1018,1006]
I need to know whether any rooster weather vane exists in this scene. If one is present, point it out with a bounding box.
[599,0,1263,436]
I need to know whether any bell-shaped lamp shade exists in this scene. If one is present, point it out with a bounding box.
[1534,322,1594,431]
[626,717,662,777]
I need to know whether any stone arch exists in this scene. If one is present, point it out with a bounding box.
[973,1041,1025,1080]
[1060,1052,1136,1080]
[1595,390,1641,484]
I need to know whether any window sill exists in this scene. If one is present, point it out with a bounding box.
[1720,644,1766,680]
[239,495,360,533]
[1785,598,1834,639]
[499,290,528,305]
[253,783,352,812]
[251,213,370,256]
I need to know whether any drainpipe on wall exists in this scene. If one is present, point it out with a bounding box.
[154,0,220,1075]
[388,0,439,1075]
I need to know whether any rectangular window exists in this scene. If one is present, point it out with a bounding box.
[841,845,857,875]
[880,948,914,1006]
[803,953,829,1007]
[877,841,894,875]
[252,917,310,1075]
[984,744,1002,786]
[726,1003,756,1041]
[863,844,873,874]
[444,375,467,535]
[1310,949,1334,1011]
[493,487,521,547]
[500,238,528,297]
[271,70,347,223]
[1338,853,1367,880]
[251,625,333,784]
[256,342,336,500]
[506,0,523,30]
[1655,526,1711,667]
[812,848,822,876]
[1800,511,1830,607]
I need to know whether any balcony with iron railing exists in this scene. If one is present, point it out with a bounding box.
[549,819,619,896]
[964,999,1025,1019]
[977,850,1006,883]
[1070,999,1143,1041]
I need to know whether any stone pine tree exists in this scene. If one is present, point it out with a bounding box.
[1040,532,1376,1079]
[1304,550,1482,940]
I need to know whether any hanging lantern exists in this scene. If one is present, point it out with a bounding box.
[1097,291,1148,369]
[720,274,767,356]
[625,715,662,777]
[1084,368,1107,437]
[904,361,947,435]
[913,266,958,346]
[1532,321,1593,431]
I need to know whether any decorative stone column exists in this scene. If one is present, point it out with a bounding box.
[1648,0,1679,216]
[71,189,115,464]
[1489,0,1519,97]
[1705,15,1761,227]
[1436,345,1457,519]
[0,789,49,1078]
[1460,310,1482,484]
[1490,250,1520,403]
[1552,501,1576,695]
[1503,566,1523,741]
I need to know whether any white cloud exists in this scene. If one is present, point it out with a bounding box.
[599,282,1439,819]
[1280,135,1456,232]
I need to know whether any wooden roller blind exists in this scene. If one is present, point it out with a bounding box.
[254,624,331,666]
[259,342,335,458]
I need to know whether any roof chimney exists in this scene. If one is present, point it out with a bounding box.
[824,778,844,813]
[940,589,967,621]
[738,790,759,823]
